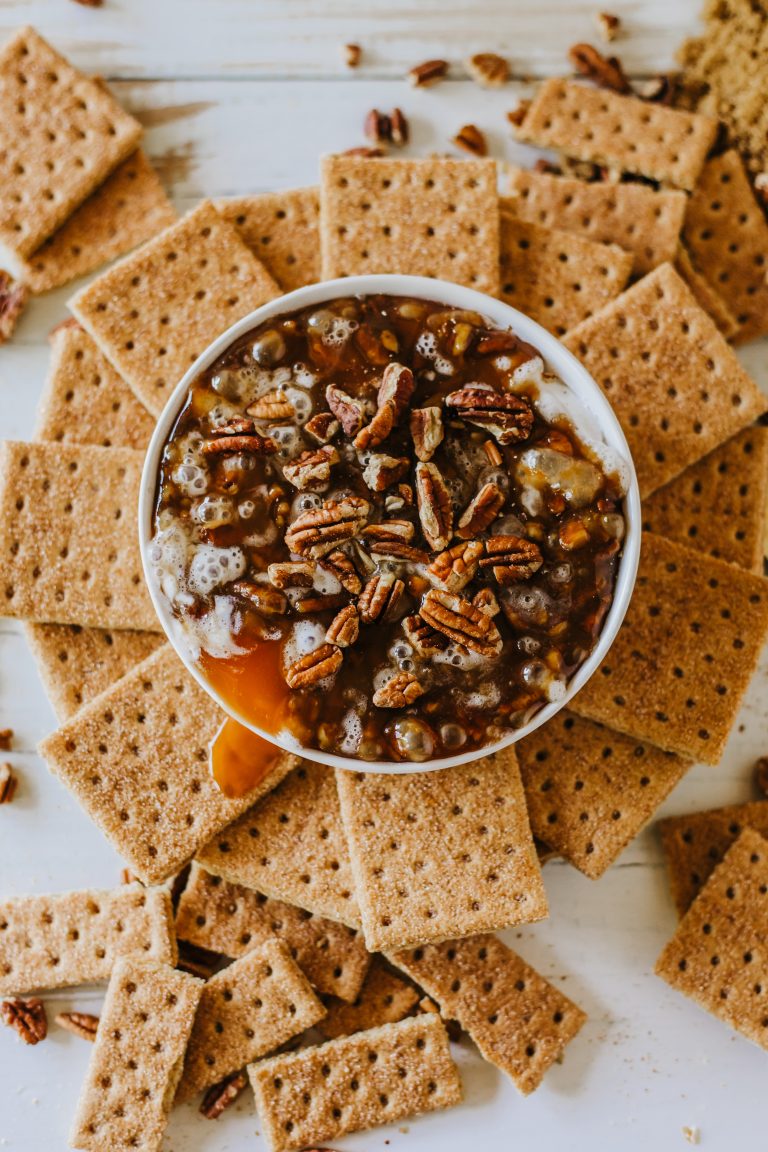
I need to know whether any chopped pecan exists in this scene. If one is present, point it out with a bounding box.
[363,520,415,545]
[420,589,503,657]
[428,540,483,594]
[267,560,315,589]
[445,387,533,446]
[594,11,621,41]
[363,453,410,492]
[483,439,503,466]
[473,332,521,356]
[285,643,343,688]
[231,581,288,615]
[358,573,405,623]
[480,535,543,583]
[456,482,506,538]
[282,445,339,491]
[368,540,430,564]
[296,593,349,614]
[453,124,488,157]
[473,587,500,617]
[465,52,509,88]
[396,483,414,506]
[246,390,296,422]
[390,107,409,146]
[365,109,392,145]
[55,1011,99,1041]
[408,58,449,86]
[507,101,532,129]
[341,146,385,158]
[637,73,679,105]
[410,407,444,462]
[0,272,28,345]
[373,671,425,708]
[354,363,414,451]
[318,549,363,594]
[305,411,340,443]
[285,497,370,559]
[402,614,450,654]
[326,384,367,436]
[203,418,277,457]
[415,462,454,551]
[567,43,631,94]
[559,519,590,550]
[354,403,395,451]
[1,998,47,1044]
[343,43,362,68]
[0,729,13,751]
[201,1070,249,1120]
[0,762,17,804]
[326,603,360,647]
[177,940,222,980]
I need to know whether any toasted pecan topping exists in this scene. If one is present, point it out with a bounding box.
[267,560,315,589]
[318,549,363,594]
[567,43,631,93]
[285,643,343,688]
[55,1011,99,1041]
[203,418,277,457]
[415,462,454,552]
[285,497,371,559]
[358,572,405,623]
[480,535,544,584]
[304,411,340,443]
[231,581,288,615]
[326,603,360,648]
[373,671,425,708]
[420,589,503,657]
[282,444,340,491]
[427,541,484,594]
[473,587,500,617]
[402,614,450,655]
[445,387,534,445]
[362,453,410,492]
[200,1070,249,1120]
[246,390,296,422]
[326,384,367,436]
[456,482,506,538]
[410,406,444,462]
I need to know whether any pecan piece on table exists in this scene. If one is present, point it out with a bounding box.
[202,418,277,457]
[390,107,409,146]
[0,762,17,804]
[453,124,488,157]
[282,445,339,491]
[363,453,410,492]
[285,643,343,688]
[465,52,509,88]
[373,671,425,708]
[267,560,315,589]
[55,1011,99,1041]
[480,535,544,584]
[0,272,28,345]
[456,482,505,538]
[420,589,503,657]
[365,108,393,145]
[402,614,450,655]
[201,1069,249,1120]
[427,540,484,594]
[305,411,340,444]
[318,549,363,594]
[410,407,444,462]
[326,384,367,436]
[326,603,360,648]
[408,58,449,87]
[358,572,405,623]
[415,462,454,552]
[285,497,370,559]
[246,389,296,422]
[231,581,288,615]
[0,728,14,751]
[507,101,532,129]
[567,43,631,94]
[594,11,621,42]
[445,387,533,446]
[1,998,47,1044]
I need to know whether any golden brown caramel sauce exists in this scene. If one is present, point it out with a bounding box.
[209,714,284,799]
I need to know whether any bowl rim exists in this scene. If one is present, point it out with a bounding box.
[139,273,641,775]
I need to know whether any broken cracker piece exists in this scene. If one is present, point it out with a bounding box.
[317,957,419,1039]
[217,187,320,293]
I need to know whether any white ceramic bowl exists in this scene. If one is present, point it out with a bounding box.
[139,274,641,774]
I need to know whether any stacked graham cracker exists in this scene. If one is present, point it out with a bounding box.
[1,23,768,1152]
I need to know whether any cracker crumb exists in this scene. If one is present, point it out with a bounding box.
[682,1126,700,1145]
[594,12,621,41]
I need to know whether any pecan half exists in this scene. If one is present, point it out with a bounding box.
[358,573,405,623]
[0,272,28,345]
[326,385,367,436]
[567,43,631,93]
[203,418,277,457]
[305,412,340,443]
[296,593,349,614]
[480,535,543,583]
[420,589,503,657]
[456,482,505,538]
[55,1012,99,1041]
[365,109,393,145]
[363,520,415,545]
[285,643,343,688]
[465,52,509,88]
[415,463,454,551]
[282,445,339,491]
[408,58,449,86]
[232,581,288,615]
[474,332,521,356]
[402,614,450,654]
[365,524,430,563]
[453,124,488,157]
[473,587,500,617]
[428,540,483,594]
[267,560,315,589]
[390,107,409,146]
[318,549,363,594]
[373,671,424,708]
[200,1070,249,1120]
[363,453,410,492]
[326,604,360,648]
[0,762,17,804]
[246,390,296,422]
[354,363,414,451]
[410,407,444,462]
[285,497,370,559]
[1,998,47,1044]
[445,387,533,445]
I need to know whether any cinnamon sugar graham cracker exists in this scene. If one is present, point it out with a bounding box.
[317,957,420,1040]
[249,1014,462,1152]
[392,934,586,1094]
[177,938,325,1101]
[0,884,175,996]
[70,957,203,1152]
[175,863,370,1002]
[336,746,547,953]
[0,27,143,270]
[655,828,768,1051]
[570,532,768,763]
[69,200,280,417]
[563,263,767,497]
[217,187,320,292]
[674,244,740,341]
[39,645,296,885]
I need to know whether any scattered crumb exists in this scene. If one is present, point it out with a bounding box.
[682,1126,701,1145]
[594,12,621,42]
[0,729,13,751]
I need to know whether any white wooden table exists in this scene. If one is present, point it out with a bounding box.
[1,3,767,1150]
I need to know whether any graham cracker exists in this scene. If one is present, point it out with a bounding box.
[514,78,717,190]
[0,884,175,997]
[317,958,420,1040]
[70,956,203,1152]
[674,244,740,342]
[198,760,360,928]
[655,827,768,1050]
[335,746,547,953]
[249,1013,462,1152]
[498,211,632,337]
[34,324,155,450]
[177,937,325,1101]
[69,200,280,417]
[683,150,768,344]
[505,167,687,276]
[175,863,371,1002]
[570,532,768,764]
[0,441,159,631]
[39,645,296,885]
[659,802,768,916]
[563,263,768,497]
[0,27,143,267]
[319,155,500,294]
[642,426,768,573]
[517,709,691,879]
[217,187,321,292]
[23,622,164,721]
[19,150,176,294]
[392,934,586,1095]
